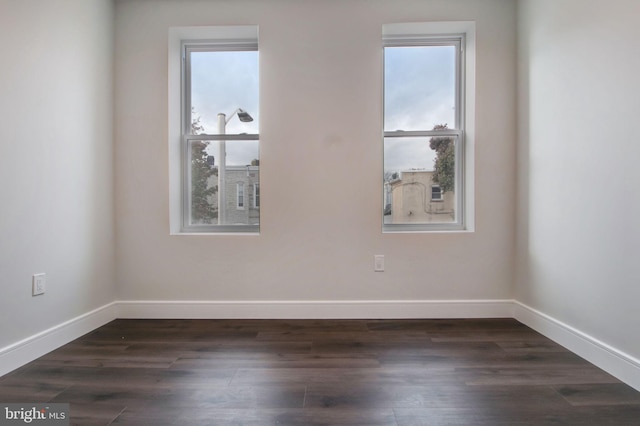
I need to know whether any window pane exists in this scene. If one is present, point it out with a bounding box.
[384,45,456,132]
[190,50,259,135]
[383,135,456,224]
[431,186,443,201]
[188,140,259,226]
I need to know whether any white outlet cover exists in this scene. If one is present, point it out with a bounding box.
[32,273,46,296]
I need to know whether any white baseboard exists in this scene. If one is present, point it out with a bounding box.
[115,299,515,319]
[513,301,640,392]
[0,302,117,377]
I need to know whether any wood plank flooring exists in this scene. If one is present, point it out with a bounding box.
[1,319,639,425]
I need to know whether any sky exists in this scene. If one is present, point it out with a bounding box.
[189,45,456,172]
[190,50,259,166]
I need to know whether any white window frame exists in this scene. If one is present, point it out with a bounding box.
[168,26,259,235]
[382,22,475,233]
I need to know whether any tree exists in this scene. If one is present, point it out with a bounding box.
[383,171,399,183]
[190,110,217,223]
[429,124,455,193]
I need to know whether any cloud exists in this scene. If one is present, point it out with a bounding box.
[384,45,456,131]
[190,50,259,135]
[204,140,259,167]
[384,137,436,173]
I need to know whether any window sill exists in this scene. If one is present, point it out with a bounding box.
[173,224,260,236]
[383,224,472,234]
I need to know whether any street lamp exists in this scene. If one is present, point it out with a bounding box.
[217,108,254,225]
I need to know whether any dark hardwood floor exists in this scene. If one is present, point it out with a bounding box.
[1,319,639,425]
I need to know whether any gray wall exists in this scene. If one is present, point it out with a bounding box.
[517,0,640,363]
[0,0,115,348]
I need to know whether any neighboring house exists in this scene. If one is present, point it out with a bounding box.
[386,170,454,223]
[225,165,260,225]
[207,165,260,225]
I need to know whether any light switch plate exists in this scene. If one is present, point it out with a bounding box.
[374,255,385,272]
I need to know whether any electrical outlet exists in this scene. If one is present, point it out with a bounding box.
[32,273,46,296]
[374,255,385,272]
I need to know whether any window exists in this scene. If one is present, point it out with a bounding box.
[169,26,259,234]
[253,184,260,208]
[237,183,245,209]
[431,185,443,201]
[382,22,475,232]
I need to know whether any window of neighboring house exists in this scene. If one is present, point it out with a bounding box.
[383,22,475,232]
[237,182,245,209]
[253,184,260,208]
[431,185,443,201]
[169,25,259,234]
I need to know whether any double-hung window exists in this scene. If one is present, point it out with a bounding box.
[383,22,474,232]
[170,26,259,233]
